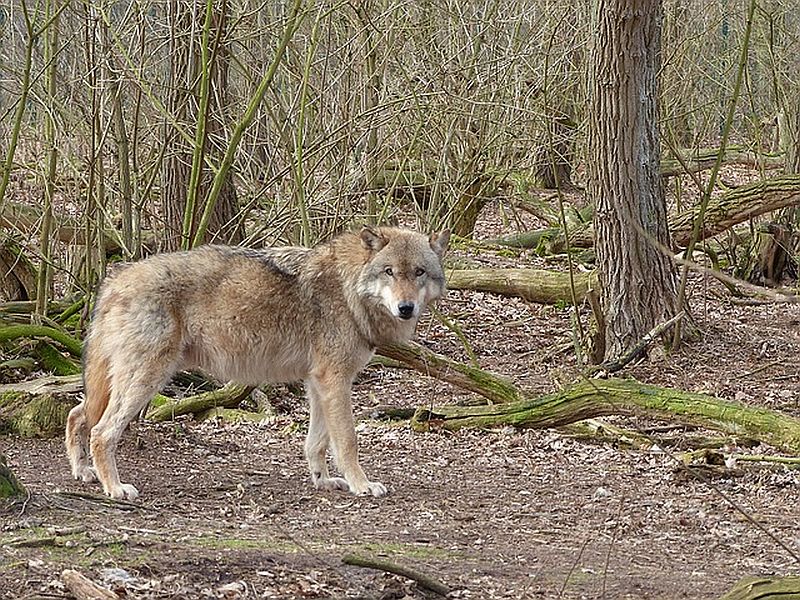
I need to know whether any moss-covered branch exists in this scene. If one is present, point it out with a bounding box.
[0,324,83,357]
[378,342,523,405]
[409,377,800,454]
[718,576,800,600]
[147,382,253,422]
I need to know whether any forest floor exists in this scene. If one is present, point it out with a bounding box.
[2,176,800,599]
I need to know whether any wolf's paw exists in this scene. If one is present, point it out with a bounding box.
[72,466,97,483]
[351,480,388,497]
[313,475,350,492]
[107,483,139,501]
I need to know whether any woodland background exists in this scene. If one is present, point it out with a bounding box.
[1,0,800,598]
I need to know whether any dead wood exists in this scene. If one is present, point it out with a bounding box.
[378,342,524,405]
[660,146,784,177]
[61,569,119,600]
[342,553,451,597]
[671,174,800,246]
[380,343,800,454]
[490,174,800,252]
[446,268,597,305]
[1,200,156,255]
[146,382,253,422]
[718,576,800,600]
[0,375,81,437]
[408,376,800,455]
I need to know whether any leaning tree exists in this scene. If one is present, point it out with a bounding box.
[587,0,678,360]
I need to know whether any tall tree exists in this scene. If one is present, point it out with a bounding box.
[161,0,242,252]
[587,0,677,360]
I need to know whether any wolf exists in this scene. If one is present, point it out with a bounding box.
[65,226,450,500]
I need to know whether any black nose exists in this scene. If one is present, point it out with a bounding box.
[398,302,415,319]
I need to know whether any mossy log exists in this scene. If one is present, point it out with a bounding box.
[384,342,800,454]
[0,452,25,498]
[378,342,524,405]
[147,382,253,422]
[0,375,81,437]
[409,377,800,454]
[718,576,800,600]
[33,341,81,375]
[447,268,597,305]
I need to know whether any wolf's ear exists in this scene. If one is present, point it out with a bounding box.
[360,226,388,252]
[429,229,451,258]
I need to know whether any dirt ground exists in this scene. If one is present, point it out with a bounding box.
[3,194,800,599]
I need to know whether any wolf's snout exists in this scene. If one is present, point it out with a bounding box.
[398,302,415,319]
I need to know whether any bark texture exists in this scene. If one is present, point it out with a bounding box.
[588,0,677,359]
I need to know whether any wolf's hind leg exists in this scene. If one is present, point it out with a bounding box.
[305,385,348,492]
[65,404,97,482]
[90,367,173,500]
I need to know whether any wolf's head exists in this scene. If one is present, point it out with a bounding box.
[357,226,450,323]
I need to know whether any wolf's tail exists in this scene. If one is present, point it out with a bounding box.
[65,339,111,478]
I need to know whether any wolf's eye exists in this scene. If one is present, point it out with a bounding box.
[415,267,426,277]
[384,267,394,277]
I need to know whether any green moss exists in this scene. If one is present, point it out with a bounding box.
[0,390,71,437]
[0,454,25,498]
[35,341,81,375]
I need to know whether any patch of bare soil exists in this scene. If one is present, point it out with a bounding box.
[3,197,800,599]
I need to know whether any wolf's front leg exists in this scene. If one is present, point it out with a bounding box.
[306,374,387,497]
[305,387,349,493]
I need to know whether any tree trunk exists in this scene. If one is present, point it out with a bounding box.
[588,0,678,360]
[161,0,242,252]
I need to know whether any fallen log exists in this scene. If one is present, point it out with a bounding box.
[0,324,83,357]
[378,342,523,405]
[1,199,157,255]
[490,174,800,251]
[343,553,451,597]
[660,146,783,177]
[146,382,253,422]
[446,268,597,305]
[671,174,800,246]
[409,377,800,455]
[0,375,80,437]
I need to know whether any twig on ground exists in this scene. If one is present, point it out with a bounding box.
[342,553,452,597]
